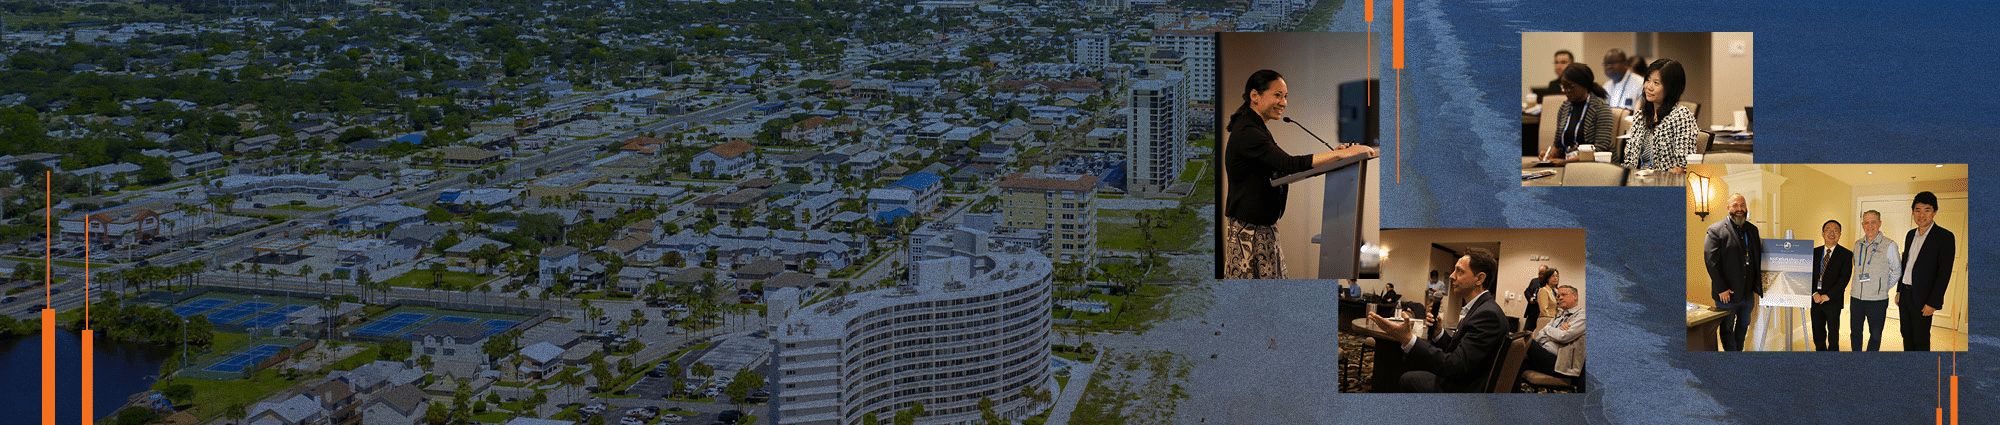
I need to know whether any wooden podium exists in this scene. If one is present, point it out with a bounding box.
[1273,152,1370,279]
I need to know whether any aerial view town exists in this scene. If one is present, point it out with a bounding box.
[0,0,1340,424]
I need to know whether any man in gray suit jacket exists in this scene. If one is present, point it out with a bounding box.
[1369,248,1509,392]
[1704,193,1762,351]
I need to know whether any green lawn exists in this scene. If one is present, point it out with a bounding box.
[1096,207,1206,253]
[380,269,496,291]
[158,368,305,421]
[3,256,91,268]
[1296,0,1350,31]
[326,344,383,371]
[1054,285,1174,333]
[1178,160,1205,182]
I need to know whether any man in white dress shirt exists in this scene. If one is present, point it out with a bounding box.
[1601,49,1644,111]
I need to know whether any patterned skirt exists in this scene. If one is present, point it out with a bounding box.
[1224,217,1286,279]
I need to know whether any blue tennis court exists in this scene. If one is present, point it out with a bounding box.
[434,316,478,324]
[353,312,430,337]
[238,305,308,327]
[203,344,285,373]
[173,299,231,317]
[205,302,275,324]
[480,320,519,337]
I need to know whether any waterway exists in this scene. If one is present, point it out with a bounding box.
[1,329,176,423]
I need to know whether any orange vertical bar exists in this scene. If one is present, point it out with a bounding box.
[42,309,55,425]
[1391,0,1405,69]
[82,329,94,425]
[43,171,54,425]
[1935,408,1943,425]
[1365,0,1374,21]
[1951,375,1958,425]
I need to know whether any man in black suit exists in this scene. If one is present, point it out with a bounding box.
[1704,193,1762,351]
[1898,192,1955,351]
[1368,248,1508,392]
[1812,220,1853,351]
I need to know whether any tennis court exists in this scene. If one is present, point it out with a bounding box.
[172,299,232,317]
[352,312,430,337]
[202,344,286,373]
[205,302,276,324]
[238,305,309,327]
[479,320,519,338]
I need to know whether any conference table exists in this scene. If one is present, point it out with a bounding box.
[1707,130,1754,152]
[1686,303,1733,351]
[1521,157,1687,187]
[1350,316,1430,392]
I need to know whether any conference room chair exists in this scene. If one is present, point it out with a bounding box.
[1520,361,1583,393]
[1563,162,1628,186]
[1536,94,1567,155]
[1705,152,1753,164]
[1607,108,1632,159]
[1678,100,1702,121]
[1695,130,1715,154]
[1485,331,1533,393]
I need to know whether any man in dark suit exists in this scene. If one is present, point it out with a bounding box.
[1898,192,1955,351]
[1368,248,1508,392]
[1703,193,1762,351]
[1812,220,1853,351]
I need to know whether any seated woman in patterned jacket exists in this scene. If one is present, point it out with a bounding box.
[1623,58,1696,173]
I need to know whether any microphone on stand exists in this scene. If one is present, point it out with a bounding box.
[1283,117,1342,151]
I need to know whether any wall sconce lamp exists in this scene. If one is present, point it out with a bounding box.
[1691,173,1712,221]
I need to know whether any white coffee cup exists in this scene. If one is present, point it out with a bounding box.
[1687,154,1704,164]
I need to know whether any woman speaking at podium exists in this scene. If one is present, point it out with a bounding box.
[1223,69,1378,280]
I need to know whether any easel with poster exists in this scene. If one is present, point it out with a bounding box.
[1752,238,1812,351]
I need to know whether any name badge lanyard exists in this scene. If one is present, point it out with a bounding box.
[1561,102,1588,152]
[1858,238,1875,292]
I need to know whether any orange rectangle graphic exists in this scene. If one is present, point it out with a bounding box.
[82,330,94,425]
[1392,0,1405,69]
[43,309,55,425]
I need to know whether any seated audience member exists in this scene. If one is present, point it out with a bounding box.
[1526,285,1585,379]
[1622,58,1696,173]
[1367,248,1508,392]
[1542,64,1617,165]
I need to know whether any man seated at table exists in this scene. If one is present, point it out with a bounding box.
[1525,285,1585,379]
[1368,248,1508,392]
